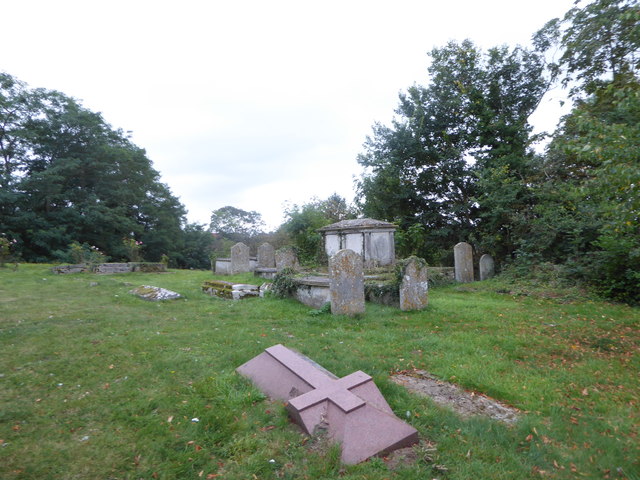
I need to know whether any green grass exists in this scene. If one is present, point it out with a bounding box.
[1,264,638,479]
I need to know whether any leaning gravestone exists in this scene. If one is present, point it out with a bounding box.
[257,242,276,268]
[237,344,418,464]
[454,242,474,283]
[329,249,365,315]
[399,257,429,311]
[230,242,251,274]
[275,246,300,272]
[479,254,495,281]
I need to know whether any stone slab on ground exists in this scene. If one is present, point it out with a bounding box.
[391,370,520,424]
[202,280,261,300]
[237,344,418,464]
[129,285,182,301]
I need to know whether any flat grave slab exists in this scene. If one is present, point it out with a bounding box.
[237,344,418,464]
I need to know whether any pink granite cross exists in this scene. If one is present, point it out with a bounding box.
[237,344,418,464]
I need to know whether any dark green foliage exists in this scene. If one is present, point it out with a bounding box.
[356,0,639,303]
[271,267,298,298]
[173,223,216,269]
[279,194,357,265]
[0,72,187,263]
[357,40,547,264]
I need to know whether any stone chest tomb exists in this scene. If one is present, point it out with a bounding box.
[318,218,397,269]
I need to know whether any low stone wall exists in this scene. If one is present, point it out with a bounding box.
[426,267,455,285]
[293,276,331,309]
[52,263,167,274]
[254,267,277,279]
[214,258,258,275]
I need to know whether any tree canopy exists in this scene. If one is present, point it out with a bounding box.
[0,73,186,263]
[356,0,639,302]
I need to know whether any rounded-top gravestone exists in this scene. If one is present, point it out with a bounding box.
[257,242,276,268]
[479,254,495,281]
[399,257,429,311]
[329,249,365,316]
[231,242,251,274]
[454,242,474,283]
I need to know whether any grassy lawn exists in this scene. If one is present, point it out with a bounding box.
[1,264,638,479]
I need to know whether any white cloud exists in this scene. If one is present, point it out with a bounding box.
[4,0,576,228]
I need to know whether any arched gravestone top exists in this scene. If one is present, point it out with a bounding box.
[329,249,365,315]
[454,242,474,283]
[230,242,251,274]
[257,242,275,268]
[275,246,300,272]
[479,254,495,281]
[399,257,429,311]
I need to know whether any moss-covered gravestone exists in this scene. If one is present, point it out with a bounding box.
[329,249,365,316]
[399,257,429,311]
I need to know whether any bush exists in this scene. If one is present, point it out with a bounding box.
[271,268,298,298]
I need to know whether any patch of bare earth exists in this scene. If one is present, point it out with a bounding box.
[391,370,520,424]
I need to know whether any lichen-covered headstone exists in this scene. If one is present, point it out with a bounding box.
[454,242,474,283]
[257,242,276,268]
[329,249,365,315]
[275,246,300,272]
[129,285,181,301]
[399,257,429,311]
[231,242,251,274]
[479,254,495,281]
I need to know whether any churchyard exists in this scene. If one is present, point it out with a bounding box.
[1,263,638,479]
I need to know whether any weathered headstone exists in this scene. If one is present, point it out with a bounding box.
[275,246,300,272]
[479,254,495,281]
[237,344,418,464]
[230,242,251,274]
[257,242,276,268]
[399,257,429,311]
[454,242,474,283]
[329,249,365,315]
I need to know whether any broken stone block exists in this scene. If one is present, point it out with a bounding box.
[236,344,418,464]
[202,280,260,300]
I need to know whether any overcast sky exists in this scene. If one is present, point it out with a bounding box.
[4,0,575,229]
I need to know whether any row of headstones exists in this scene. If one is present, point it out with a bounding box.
[229,242,299,274]
[330,249,428,315]
[454,242,495,283]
